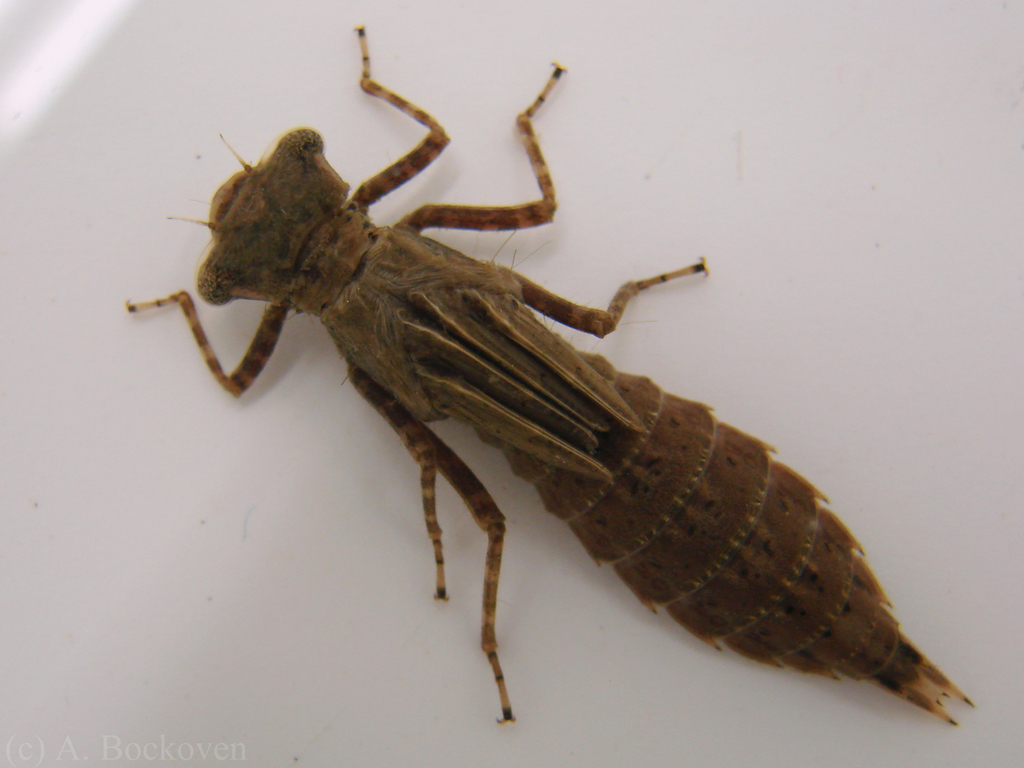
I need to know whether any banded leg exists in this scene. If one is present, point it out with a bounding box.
[397,63,563,233]
[417,445,448,601]
[350,366,515,723]
[126,292,288,397]
[350,26,451,209]
[355,373,448,601]
[517,259,708,338]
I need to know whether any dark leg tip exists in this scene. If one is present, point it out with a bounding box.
[434,588,448,601]
[497,708,515,724]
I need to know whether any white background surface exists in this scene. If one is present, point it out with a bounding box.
[1,1,1021,766]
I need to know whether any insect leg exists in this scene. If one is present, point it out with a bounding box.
[350,27,452,209]
[516,259,708,338]
[351,369,448,600]
[396,65,563,233]
[126,292,287,396]
[350,366,516,723]
[416,444,449,601]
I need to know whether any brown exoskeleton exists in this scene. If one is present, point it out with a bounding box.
[128,27,969,724]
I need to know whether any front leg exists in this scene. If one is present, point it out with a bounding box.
[126,292,288,396]
[349,366,516,723]
[350,27,451,209]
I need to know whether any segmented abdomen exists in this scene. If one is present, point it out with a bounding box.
[496,352,966,721]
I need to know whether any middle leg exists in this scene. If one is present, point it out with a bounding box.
[349,366,516,722]
[397,64,564,233]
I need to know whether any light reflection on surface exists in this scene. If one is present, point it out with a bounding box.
[0,0,138,149]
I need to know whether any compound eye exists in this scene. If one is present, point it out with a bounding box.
[276,128,325,160]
